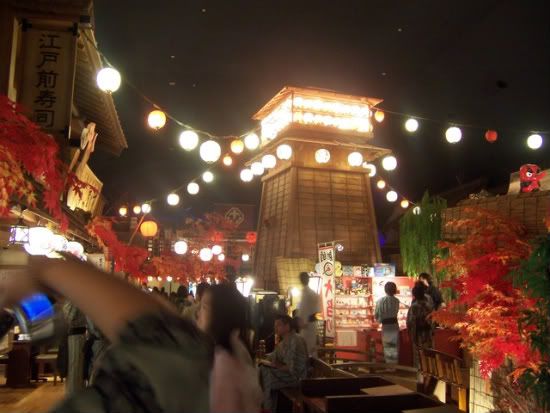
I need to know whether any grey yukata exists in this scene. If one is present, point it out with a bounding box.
[374,295,401,364]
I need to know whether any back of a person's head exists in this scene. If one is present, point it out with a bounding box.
[419,272,432,285]
[196,282,210,301]
[299,272,309,286]
[384,281,397,296]
[208,284,249,354]
[412,281,427,300]
[275,314,293,326]
[176,285,188,298]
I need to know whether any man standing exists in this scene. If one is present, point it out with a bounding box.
[296,272,321,357]
[418,273,443,310]
[259,315,308,412]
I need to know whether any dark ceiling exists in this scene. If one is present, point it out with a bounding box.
[90,0,550,225]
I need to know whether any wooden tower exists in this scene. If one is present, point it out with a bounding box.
[249,86,391,291]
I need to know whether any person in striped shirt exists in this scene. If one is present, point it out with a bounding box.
[374,282,401,364]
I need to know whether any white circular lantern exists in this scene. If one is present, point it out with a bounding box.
[362,162,377,177]
[157,276,163,282]
[223,155,233,166]
[262,154,277,169]
[199,247,213,262]
[147,110,167,130]
[242,253,250,262]
[405,118,419,132]
[244,133,260,150]
[386,190,398,202]
[445,127,462,143]
[166,276,173,282]
[147,276,153,282]
[377,179,386,189]
[347,151,363,167]
[202,171,214,183]
[276,144,292,160]
[400,200,410,209]
[179,130,199,151]
[141,203,152,214]
[382,155,397,171]
[25,227,54,256]
[96,67,121,93]
[199,140,222,163]
[174,240,188,255]
[315,148,331,164]
[527,134,543,150]
[413,206,421,215]
[167,193,180,206]
[50,234,68,252]
[133,205,142,215]
[217,253,225,262]
[187,182,200,195]
[211,245,222,255]
[251,162,265,176]
[119,206,128,217]
[66,241,84,257]
[240,168,254,182]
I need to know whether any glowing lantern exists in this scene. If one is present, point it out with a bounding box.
[240,169,253,182]
[96,67,121,93]
[445,126,462,143]
[140,220,158,237]
[223,155,233,166]
[66,241,84,257]
[251,162,265,176]
[413,206,421,215]
[405,118,419,132]
[141,203,152,214]
[166,276,173,282]
[485,130,498,143]
[174,240,188,255]
[212,245,222,255]
[187,182,200,195]
[362,162,377,177]
[119,206,128,217]
[167,193,180,206]
[246,231,257,244]
[347,152,363,167]
[133,205,142,215]
[315,148,331,164]
[147,276,153,282]
[386,190,398,202]
[51,234,68,252]
[199,248,213,262]
[217,253,225,262]
[231,139,244,154]
[374,110,385,123]
[242,253,250,262]
[377,179,386,189]
[400,200,410,209]
[276,144,292,160]
[202,171,214,183]
[157,276,163,281]
[179,130,199,151]
[24,227,54,256]
[262,154,277,169]
[527,134,543,150]
[244,133,260,150]
[382,155,397,171]
[199,140,221,163]
[147,110,167,130]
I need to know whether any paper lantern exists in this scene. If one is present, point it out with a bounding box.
[376,179,386,189]
[374,110,385,123]
[133,205,141,215]
[96,67,121,93]
[119,206,128,217]
[251,162,265,176]
[140,220,158,237]
[51,234,68,252]
[240,168,253,182]
[66,241,84,257]
[246,231,257,244]
[527,134,543,150]
[386,190,398,202]
[217,253,225,262]
[485,130,498,143]
[244,133,260,150]
[231,139,244,154]
[382,155,397,171]
[187,182,200,195]
[223,155,233,166]
[202,171,214,183]
[400,200,410,209]
[24,227,54,256]
[519,164,546,193]
[241,253,250,262]
[348,152,363,167]
[166,276,173,282]
[262,154,277,169]
[174,240,188,255]
[167,193,180,206]
[147,110,167,130]
[141,203,152,214]
[199,248,213,262]
[413,206,421,215]
[362,162,377,177]
[199,140,221,163]
[211,245,223,255]
[445,126,462,143]
[179,130,199,151]
[315,148,331,164]
[405,118,419,132]
[276,144,292,160]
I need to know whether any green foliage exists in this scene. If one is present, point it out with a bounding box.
[399,191,447,278]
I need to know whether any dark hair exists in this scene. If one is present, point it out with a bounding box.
[196,282,210,301]
[384,282,397,296]
[419,272,432,285]
[207,284,250,355]
[412,281,427,301]
[176,285,188,298]
[152,286,160,294]
[299,272,309,286]
[275,314,293,326]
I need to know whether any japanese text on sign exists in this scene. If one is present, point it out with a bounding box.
[318,245,336,338]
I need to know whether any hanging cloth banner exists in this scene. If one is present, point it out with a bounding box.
[318,244,336,338]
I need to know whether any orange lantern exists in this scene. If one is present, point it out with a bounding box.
[140,220,158,237]
[485,129,498,143]
[246,231,257,244]
[374,110,385,123]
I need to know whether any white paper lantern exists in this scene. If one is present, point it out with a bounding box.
[187,182,200,195]
[251,162,265,176]
[262,154,277,169]
[362,162,377,177]
[118,206,128,217]
[400,200,410,209]
[25,227,54,256]
[174,240,188,255]
[244,133,260,150]
[276,144,292,160]
[240,169,254,182]
[241,253,250,262]
[315,148,331,164]
[202,171,214,183]
[382,155,397,171]
[199,247,213,262]
[166,276,173,282]
[377,179,386,189]
[347,151,363,167]
[66,241,84,257]
[141,203,152,214]
[96,67,121,93]
[211,245,222,255]
[445,126,462,143]
[51,234,68,252]
[179,130,199,151]
[413,206,421,215]
[386,190,398,202]
[199,140,221,163]
[147,110,167,130]
[405,118,419,132]
[167,193,180,206]
[133,205,142,215]
[217,253,225,262]
[527,134,543,150]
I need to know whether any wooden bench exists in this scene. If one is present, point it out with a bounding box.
[301,376,396,397]
[418,348,468,411]
[330,362,417,390]
[324,393,443,413]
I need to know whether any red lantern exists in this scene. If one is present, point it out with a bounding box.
[140,220,158,237]
[485,130,498,143]
[245,231,257,244]
[211,231,224,243]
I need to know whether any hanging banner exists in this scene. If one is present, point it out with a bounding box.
[318,244,336,337]
[19,21,77,139]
